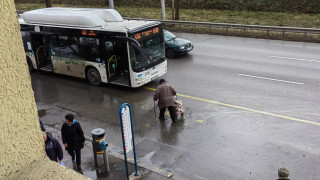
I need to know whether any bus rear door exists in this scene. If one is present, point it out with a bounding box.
[30,33,53,72]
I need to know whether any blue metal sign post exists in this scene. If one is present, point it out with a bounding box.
[119,103,139,179]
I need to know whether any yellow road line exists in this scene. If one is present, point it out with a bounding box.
[144,86,320,127]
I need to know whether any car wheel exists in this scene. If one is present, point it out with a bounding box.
[27,58,34,73]
[166,48,175,58]
[86,67,101,86]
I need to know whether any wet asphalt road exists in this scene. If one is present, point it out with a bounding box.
[32,33,320,180]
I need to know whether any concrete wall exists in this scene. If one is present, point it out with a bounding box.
[0,1,87,179]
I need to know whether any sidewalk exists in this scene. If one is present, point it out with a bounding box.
[45,126,172,180]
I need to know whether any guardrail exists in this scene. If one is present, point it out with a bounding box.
[125,17,320,37]
[16,10,320,37]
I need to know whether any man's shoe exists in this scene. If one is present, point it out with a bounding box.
[159,117,165,121]
[77,165,82,171]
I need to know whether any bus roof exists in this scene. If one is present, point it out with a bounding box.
[19,8,159,33]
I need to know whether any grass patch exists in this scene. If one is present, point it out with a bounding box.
[15,3,320,42]
[15,3,320,28]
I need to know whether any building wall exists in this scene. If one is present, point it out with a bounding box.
[0,1,87,179]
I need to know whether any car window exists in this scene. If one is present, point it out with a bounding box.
[164,30,176,41]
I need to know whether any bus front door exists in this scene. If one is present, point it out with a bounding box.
[104,40,130,87]
[31,33,53,71]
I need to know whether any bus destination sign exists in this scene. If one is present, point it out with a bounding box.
[135,27,159,40]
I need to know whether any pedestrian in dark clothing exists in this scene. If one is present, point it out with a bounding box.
[42,131,63,162]
[154,79,177,123]
[61,114,85,171]
[39,118,46,132]
[277,167,290,180]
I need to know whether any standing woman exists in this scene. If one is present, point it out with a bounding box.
[61,114,85,171]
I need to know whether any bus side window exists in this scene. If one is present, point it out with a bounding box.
[105,41,114,58]
[58,36,80,59]
[49,35,59,56]
[79,37,100,62]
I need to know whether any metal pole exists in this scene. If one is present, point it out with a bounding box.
[119,109,129,180]
[92,142,98,167]
[128,104,139,176]
[109,0,114,9]
[103,150,110,172]
[154,101,157,121]
[161,0,166,20]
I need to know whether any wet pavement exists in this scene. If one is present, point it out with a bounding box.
[45,126,172,180]
[32,33,320,180]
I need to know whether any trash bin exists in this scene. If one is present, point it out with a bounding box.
[92,128,109,172]
[92,128,105,153]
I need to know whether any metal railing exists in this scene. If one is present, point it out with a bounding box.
[16,9,320,37]
[125,17,320,37]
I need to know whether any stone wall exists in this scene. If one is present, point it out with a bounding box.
[0,1,87,179]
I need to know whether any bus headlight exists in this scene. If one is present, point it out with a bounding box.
[180,46,185,50]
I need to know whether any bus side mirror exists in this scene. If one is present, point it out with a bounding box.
[132,43,141,56]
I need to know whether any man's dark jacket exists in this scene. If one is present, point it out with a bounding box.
[45,132,63,162]
[61,120,85,150]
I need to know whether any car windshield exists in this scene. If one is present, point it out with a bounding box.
[129,34,165,72]
[164,30,176,41]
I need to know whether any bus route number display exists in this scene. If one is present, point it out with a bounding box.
[135,27,159,40]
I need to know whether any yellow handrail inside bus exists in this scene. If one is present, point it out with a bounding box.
[107,55,117,78]
[35,45,47,65]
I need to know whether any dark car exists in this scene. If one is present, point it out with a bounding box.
[164,30,194,58]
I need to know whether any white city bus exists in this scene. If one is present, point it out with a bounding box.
[19,8,167,87]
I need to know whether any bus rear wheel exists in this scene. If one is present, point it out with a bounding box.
[86,67,101,86]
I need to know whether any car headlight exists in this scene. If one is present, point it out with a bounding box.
[179,46,185,50]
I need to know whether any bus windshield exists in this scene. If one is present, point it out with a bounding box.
[129,31,165,72]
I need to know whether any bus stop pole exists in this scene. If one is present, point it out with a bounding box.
[128,105,139,176]
[161,0,166,20]
[109,0,114,9]
[119,107,129,179]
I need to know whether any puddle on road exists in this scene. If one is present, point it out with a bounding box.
[38,109,46,117]
[83,169,109,179]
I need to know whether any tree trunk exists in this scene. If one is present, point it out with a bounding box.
[171,0,175,20]
[45,0,52,8]
[174,0,180,20]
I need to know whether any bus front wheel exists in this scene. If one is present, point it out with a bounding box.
[86,67,101,86]
[166,48,175,59]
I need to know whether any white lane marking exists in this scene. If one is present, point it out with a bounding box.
[237,74,304,85]
[270,56,320,63]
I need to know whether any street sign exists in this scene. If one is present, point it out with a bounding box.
[119,103,139,179]
[121,105,133,153]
